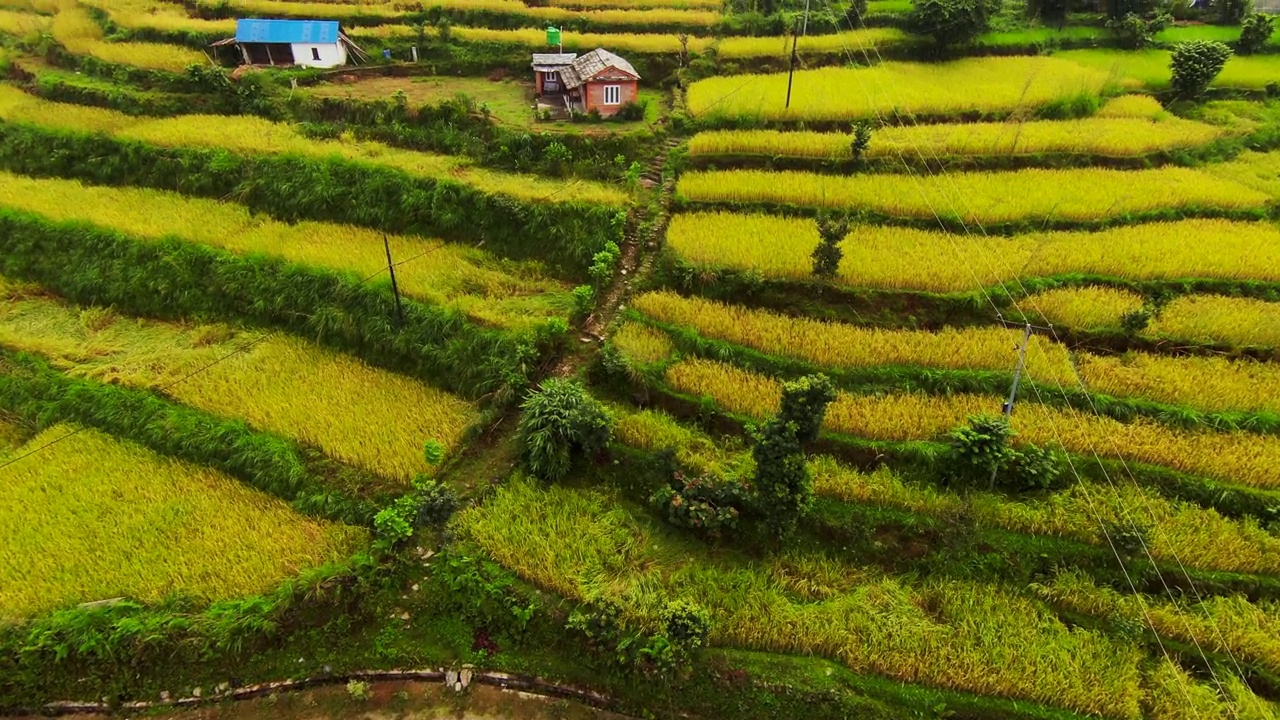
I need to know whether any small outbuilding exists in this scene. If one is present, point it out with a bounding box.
[531,48,640,117]
[213,19,364,69]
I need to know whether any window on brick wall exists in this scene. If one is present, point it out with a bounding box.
[603,85,621,105]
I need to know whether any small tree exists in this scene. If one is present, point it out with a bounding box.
[1239,13,1275,55]
[850,121,873,160]
[1107,11,1170,49]
[751,375,835,537]
[812,214,848,278]
[1213,0,1251,24]
[1170,40,1233,99]
[907,0,999,49]
[517,379,614,481]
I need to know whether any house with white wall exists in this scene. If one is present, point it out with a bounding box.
[216,19,361,69]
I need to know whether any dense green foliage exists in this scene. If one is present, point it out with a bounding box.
[517,379,615,481]
[751,375,836,537]
[1239,13,1276,55]
[812,214,848,278]
[1170,40,1233,98]
[907,0,998,48]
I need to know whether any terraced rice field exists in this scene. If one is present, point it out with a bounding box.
[666,357,1280,488]
[0,425,365,619]
[0,172,572,329]
[0,86,627,206]
[665,213,1280,292]
[201,0,720,27]
[675,165,1269,223]
[50,6,206,71]
[0,292,479,482]
[686,56,1112,122]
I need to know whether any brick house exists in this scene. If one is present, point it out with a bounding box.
[531,48,640,117]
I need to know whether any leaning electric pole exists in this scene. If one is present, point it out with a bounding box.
[990,322,1032,489]
[784,0,810,108]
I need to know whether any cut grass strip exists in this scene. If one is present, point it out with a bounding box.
[0,425,365,620]
[675,166,1270,223]
[632,290,1079,384]
[0,171,571,329]
[456,476,1147,719]
[0,292,479,483]
[666,357,1280,489]
[687,113,1229,161]
[1059,48,1280,91]
[687,56,1111,123]
[666,212,1280,293]
[0,85,625,206]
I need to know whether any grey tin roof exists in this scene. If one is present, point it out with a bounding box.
[531,52,577,68]
[559,48,639,89]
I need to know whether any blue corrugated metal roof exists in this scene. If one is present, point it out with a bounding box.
[235,19,339,44]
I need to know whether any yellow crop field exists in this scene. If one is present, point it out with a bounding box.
[79,0,236,34]
[448,26,710,54]
[51,7,207,71]
[545,0,721,9]
[687,56,1112,122]
[675,166,1268,222]
[687,115,1228,161]
[666,357,1280,488]
[715,28,909,59]
[1038,571,1280,679]
[611,321,675,365]
[0,86,626,206]
[633,290,1079,384]
[0,295,479,483]
[210,0,719,26]
[1079,353,1280,415]
[1094,94,1164,118]
[0,426,365,619]
[666,213,1280,293]
[1149,295,1280,349]
[0,8,46,33]
[0,172,570,329]
[457,477,1146,719]
[1023,286,1144,331]
[1204,150,1280,200]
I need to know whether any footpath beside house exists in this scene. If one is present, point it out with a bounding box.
[213,19,365,69]
[531,48,640,117]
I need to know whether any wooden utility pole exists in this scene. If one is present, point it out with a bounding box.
[383,233,405,327]
[989,323,1032,490]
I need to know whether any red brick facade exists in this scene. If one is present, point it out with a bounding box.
[582,76,638,116]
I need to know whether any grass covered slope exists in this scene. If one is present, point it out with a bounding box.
[0,425,365,620]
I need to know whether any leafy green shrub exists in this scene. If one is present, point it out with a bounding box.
[907,0,998,49]
[517,379,613,482]
[651,470,750,538]
[844,0,869,25]
[1170,40,1233,98]
[752,375,835,537]
[346,680,371,700]
[1107,12,1170,48]
[1238,13,1275,54]
[1120,307,1151,334]
[589,241,622,290]
[660,600,712,654]
[850,122,873,160]
[614,100,648,122]
[777,374,838,443]
[943,414,1067,493]
[571,284,596,319]
[1102,520,1151,559]
[812,214,848,279]
[374,496,418,547]
[422,439,446,466]
[435,549,536,634]
[410,475,460,526]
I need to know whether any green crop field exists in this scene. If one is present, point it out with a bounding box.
[6,2,1280,717]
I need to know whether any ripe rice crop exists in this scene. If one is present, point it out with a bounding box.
[611,321,675,365]
[0,425,365,619]
[1094,94,1164,118]
[1037,571,1280,679]
[80,0,236,34]
[0,8,46,34]
[687,115,1228,161]
[1059,48,1280,91]
[211,0,719,26]
[0,86,626,206]
[1022,286,1144,331]
[51,6,207,71]
[812,457,1280,576]
[0,295,479,483]
[666,213,1280,293]
[666,357,1280,488]
[0,172,570,329]
[448,26,710,54]
[633,290,1079,384]
[686,56,1111,122]
[1079,353,1280,416]
[545,0,720,9]
[1204,150,1280,200]
[456,477,1145,719]
[1148,295,1280,349]
[675,166,1269,223]
[714,28,909,59]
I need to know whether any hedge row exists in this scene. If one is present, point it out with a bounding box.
[0,350,383,523]
[0,122,624,277]
[0,209,542,400]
